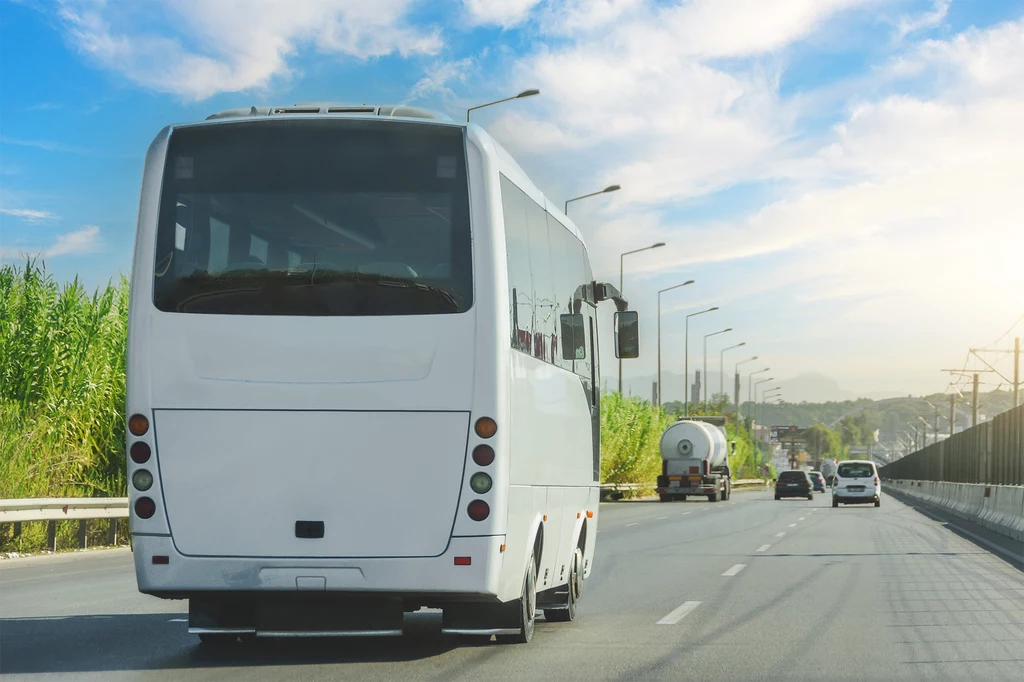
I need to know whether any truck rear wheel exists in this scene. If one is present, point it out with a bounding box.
[708,490,720,503]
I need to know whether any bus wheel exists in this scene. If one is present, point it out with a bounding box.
[497,552,536,644]
[545,547,582,623]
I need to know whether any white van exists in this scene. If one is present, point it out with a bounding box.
[831,460,881,508]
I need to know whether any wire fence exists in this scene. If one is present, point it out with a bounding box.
[880,403,1023,485]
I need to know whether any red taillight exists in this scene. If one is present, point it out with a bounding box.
[152,555,169,565]
[467,500,490,521]
[454,556,471,566]
[874,476,879,485]
[472,445,495,466]
[130,442,151,464]
[135,497,156,519]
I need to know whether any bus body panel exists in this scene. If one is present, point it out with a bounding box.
[154,409,469,558]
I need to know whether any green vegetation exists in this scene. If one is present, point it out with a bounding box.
[600,392,673,495]
[1,260,128,552]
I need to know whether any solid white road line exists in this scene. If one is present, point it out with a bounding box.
[657,601,702,625]
[756,544,771,552]
[722,564,747,577]
[775,532,786,538]
[167,618,188,622]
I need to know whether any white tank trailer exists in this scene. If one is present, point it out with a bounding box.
[820,459,838,486]
[656,419,733,503]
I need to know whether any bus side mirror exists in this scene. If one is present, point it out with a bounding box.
[614,311,639,359]
[560,314,587,360]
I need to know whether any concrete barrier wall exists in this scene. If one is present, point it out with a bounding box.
[885,479,1024,543]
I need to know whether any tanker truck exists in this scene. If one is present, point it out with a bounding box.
[820,459,838,487]
[656,418,733,503]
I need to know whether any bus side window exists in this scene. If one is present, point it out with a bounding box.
[500,175,533,353]
[525,198,554,363]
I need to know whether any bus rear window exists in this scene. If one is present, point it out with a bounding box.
[153,119,472,316]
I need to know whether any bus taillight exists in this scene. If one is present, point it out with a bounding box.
[135,497,156,519]
[474,417,497,439]
[130,442,151,464]
[128,414,150,436]
[467,500,489,521]
[472,445,494,466]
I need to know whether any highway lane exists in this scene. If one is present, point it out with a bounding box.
[2,489,1022,681]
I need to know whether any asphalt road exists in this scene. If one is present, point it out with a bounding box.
[3,489,1023,681]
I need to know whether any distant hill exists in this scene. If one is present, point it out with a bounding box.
[742,390,1018,446]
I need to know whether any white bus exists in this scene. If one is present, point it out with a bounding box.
[126,103,639,645]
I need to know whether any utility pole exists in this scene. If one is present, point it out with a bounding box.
[949,394,955,439]
[973,373,979,427]
[1015,336,1020,408]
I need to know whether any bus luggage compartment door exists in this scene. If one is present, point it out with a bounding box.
[154,409,469,558]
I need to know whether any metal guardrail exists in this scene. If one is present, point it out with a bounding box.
[600,479,768,500]
[0,498,128,552]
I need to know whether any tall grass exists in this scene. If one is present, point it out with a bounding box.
[1,259,128,551]
[600,392,673,495]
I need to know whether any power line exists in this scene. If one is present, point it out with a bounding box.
[992,313,1024,346]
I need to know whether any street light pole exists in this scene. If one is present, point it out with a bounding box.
[565,185,621,216]
[703,328,733,413]
[467,89,540,121]
[618,242,666,395]
[719,342,746,410]
[656,280,695,407]
[748,368,770,423]
[684,306,719,416]
[735,356,758,422]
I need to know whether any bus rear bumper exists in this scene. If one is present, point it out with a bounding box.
[132,534,506,603]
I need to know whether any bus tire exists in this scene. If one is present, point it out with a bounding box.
[497,552,536,644]
[544,546,582,623]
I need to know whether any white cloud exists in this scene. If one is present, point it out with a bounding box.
[0,207,58,223]
[409,57,476,101]
[56,0,443,100]
[897,0,949,38]
[0,226,102,260]
[462,0,543,28]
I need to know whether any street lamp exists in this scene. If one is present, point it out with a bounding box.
[761,387,781,424]
[565,185,621,215]
[618,242,666,394]
[735,356,758,421]
[719,342,746,409]
[656,280,695,407]
[907,422,921,450]
[752,377,774,424]
[684,307,718,416]
[748,368,770,422]
[467,89,540,121]
[703,328,732,413]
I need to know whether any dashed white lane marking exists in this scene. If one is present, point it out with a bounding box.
[626,523,639,527]
[168,618,188,622]
[657,516,668,520]
[682,511,692,515]
[775,532,786,538]
[788,523,797,527]
[756,544,771,552]
[657,601,701,625]
[799,517,807,521]
[722,564,747,577]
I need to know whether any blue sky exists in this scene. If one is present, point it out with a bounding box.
[2,0,1023,400]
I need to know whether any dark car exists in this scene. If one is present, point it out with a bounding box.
[808,471,826,493]
[775,470,814,500]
